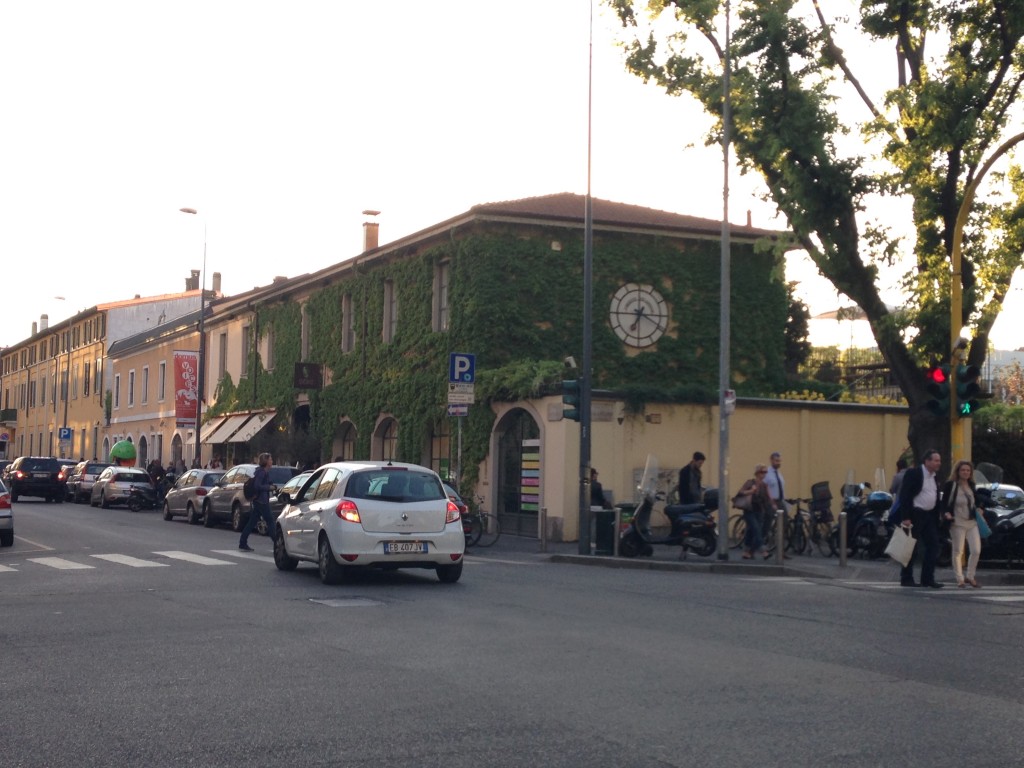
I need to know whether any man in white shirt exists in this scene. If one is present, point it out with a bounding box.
[896,449,944,588]
[765,452,788,514]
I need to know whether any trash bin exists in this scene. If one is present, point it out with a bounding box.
[593,507,615,555]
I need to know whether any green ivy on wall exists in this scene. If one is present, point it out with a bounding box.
[204,223,787,488]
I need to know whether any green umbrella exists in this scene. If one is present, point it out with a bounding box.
[110,440,137,465]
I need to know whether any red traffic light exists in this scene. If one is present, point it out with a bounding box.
[927,365,948,384]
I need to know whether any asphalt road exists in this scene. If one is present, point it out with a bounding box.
[4,499,1024,767]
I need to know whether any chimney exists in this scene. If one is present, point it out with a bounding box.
[40,314,49,331]
[362,209,381,252]
[746,210,752,227]
[32,321,38,336]
[212,272,222,294]
[186,270,200,291]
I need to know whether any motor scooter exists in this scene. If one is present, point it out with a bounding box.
[618,455,718,559]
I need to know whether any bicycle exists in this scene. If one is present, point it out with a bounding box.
[463,495,501,548]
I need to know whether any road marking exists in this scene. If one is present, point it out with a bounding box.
[463,557,540,566]
[212,549,274,563]
[28,557,95,570]
[91,554,169,568]
[10,534,54,551]
[0,564,17,573]
[975,595,1024,602]
[153,551,236,566]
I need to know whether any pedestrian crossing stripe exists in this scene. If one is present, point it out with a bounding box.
[92,554,169,568]
[0,564,17,573]
[153,551,236,566]
[28,557,94,570]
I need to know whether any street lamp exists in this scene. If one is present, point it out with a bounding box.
[180,207,207,469]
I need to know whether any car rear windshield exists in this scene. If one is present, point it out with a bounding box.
[87,463,111,474]
[269,467,299,484]
[202,473,223,487]
[22,458,58,471]
[347,469,445,502]
[115,472,151,483]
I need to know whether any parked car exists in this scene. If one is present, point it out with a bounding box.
[0,478,13,546]
[273,461,465,584]
[259,471,313,535]
[90,467,157,509]
[5,456,64,503]
[56,458,78,483]
[65,461,114,503]
[203,463,301,531]
[162,469,225,525]
[442,482,469,517]
[0,460,12,479]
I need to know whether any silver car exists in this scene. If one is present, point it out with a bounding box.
[66,461,114,504]
[90,467,156,508]
[274,461,465,584]
[162,469,225,525]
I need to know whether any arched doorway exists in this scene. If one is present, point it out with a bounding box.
[373,418,398,461]
[494,408,540,538]
[171,434,183,469]
[332,421,358,462]
[138,435,149,468]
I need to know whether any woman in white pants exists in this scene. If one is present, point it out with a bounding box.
[941,460,982,588]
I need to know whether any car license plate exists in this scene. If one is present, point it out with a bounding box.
[384,541,427,554]
[34,473,49,479]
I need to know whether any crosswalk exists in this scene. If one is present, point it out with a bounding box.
[741,575,1024,603]
[0,548,274,574]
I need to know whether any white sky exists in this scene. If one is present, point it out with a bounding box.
[1,1,1020,351]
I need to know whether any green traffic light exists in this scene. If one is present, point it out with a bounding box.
[561,379,581,422]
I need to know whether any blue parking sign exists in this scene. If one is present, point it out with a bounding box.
[448,353,475,383]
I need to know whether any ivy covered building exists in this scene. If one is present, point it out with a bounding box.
[197,193,790,541]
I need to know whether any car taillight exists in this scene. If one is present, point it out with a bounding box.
[446,500,460,524]
[14,470,26,480]
[0,493,10,509]
[336,499,360,523]
[196,488,208,496]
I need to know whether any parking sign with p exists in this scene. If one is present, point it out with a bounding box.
[449,353,475,383]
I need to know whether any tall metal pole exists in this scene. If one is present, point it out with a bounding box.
[948,130,1024,462]
[716,0,733,560]
[180,208,206,469]
[578,0,595,555]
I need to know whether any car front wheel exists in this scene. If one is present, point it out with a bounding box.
[186,503,200,526]
[202,501,216,528]
[163,502,173,521]
[274,529,299,571]
[318,536,345,585]
[231,504,244,532]
[100,492,110,509]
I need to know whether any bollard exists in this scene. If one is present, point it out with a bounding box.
[839,510,848,567]
[613,507,621,558]
[539,507,548,553]
[774,509,785,565]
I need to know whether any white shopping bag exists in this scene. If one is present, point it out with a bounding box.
[885,526,916,568]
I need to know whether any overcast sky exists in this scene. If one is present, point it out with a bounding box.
[2,1,1020,351]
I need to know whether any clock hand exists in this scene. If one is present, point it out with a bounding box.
[629,306,646,331]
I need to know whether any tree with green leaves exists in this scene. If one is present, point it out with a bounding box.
[610,0,1024,465]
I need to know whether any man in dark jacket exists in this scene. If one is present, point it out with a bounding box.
[895,449,944,588]
[678,452,705,505]
[239,452,276,552]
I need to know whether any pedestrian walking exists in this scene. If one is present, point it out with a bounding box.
[942,460,983,588]
[894,448,945,588]
[239,452,276,552]
[736,464,773,560]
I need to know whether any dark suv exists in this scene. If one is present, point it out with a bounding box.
[202,464,300,531]
[5,456,64,502]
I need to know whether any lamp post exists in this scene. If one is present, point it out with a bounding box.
[180,207,207,469]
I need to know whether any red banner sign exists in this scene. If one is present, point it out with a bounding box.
[173,350,199,427]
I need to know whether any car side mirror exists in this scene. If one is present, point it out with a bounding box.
[278,491,292,504]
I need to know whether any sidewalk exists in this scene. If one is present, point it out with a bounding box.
[465,534,1024,586]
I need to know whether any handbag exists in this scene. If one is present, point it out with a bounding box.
[884,525,916,567]
[976,509,991,539]
[732,492,752,512]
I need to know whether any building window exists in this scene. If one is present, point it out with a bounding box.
[158,361,166,401]
[28,379,37,408]
[128,370,136,407]
[433,261,450,332]
[40,374,47,406]
[114,374,121,409]
[72,364,79,400]
[301,305,310,360]
[341,294,354,353]
[94,358,102,396]
[218,333,227,379]
[265,324,275,371]
[141,366,149,405]
[83,361,91,397]
[241,324,251,378]
[429,419,452,481]
[383,280,397,343]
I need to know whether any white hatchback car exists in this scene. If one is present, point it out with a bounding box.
[273,461,465,584]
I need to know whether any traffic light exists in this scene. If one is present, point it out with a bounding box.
[955,364,982,416]
[925,364,950,416]
[561,379,581,422]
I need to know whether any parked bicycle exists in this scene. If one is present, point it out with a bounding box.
[463,495,501,548]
